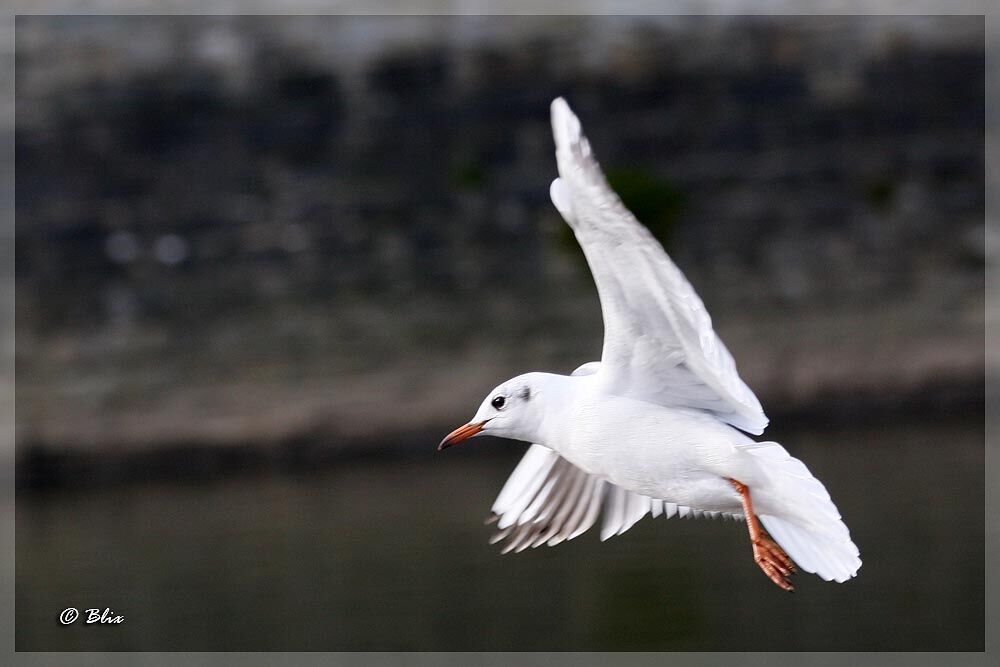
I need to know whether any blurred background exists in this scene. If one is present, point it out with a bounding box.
[13,13,984,651]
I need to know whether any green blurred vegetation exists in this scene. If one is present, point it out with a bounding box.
[450,158,487,191]
[864,176,897,213]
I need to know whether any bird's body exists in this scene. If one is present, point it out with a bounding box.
[439,98,861,590]
[528,372,750,512]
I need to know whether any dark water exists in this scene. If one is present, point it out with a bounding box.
[16,419,984,651]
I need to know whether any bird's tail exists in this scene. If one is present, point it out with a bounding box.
[742,441,862,583]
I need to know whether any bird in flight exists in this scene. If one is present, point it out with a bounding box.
[439,98,860,591]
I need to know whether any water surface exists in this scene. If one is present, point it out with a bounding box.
[16,419,984,650]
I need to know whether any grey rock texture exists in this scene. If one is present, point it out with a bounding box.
[14,15,984,456]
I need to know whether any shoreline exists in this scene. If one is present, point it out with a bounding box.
[16,372,983,492]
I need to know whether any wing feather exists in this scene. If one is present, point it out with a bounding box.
[488,444,741,551]
[550,97,768,434]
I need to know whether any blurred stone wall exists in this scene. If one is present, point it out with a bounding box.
[14,15,984,458]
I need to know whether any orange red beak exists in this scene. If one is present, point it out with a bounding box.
[438,419,490,451]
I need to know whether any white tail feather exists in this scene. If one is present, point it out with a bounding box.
[744,442,862,582]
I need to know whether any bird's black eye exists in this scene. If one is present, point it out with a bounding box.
[491,395,506,410]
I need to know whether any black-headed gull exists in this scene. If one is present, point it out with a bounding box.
[439,98,860,591]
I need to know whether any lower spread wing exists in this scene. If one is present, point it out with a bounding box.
[549,98,768,435]
[488,445,741,553]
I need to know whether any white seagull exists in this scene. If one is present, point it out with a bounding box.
[439,98,861,591]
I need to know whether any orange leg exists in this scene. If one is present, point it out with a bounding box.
[730,479,797,592]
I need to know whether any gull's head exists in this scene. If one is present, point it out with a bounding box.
[438,372,557,451]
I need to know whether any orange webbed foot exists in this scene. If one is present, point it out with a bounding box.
[730,478,797,592]
[752,535,796,591]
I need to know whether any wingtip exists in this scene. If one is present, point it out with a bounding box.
[550,96,581,148]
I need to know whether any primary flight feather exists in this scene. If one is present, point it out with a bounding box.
[439,97,861,590]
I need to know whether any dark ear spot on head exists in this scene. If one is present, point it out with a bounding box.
[519,386,531,401]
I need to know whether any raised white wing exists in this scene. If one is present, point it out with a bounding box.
[489,444,740,553]
[549,97,768,434]
[488,362,740,552]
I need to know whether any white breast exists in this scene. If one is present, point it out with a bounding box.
[549,392,756,513]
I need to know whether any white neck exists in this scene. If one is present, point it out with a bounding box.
[515,372,589,447]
